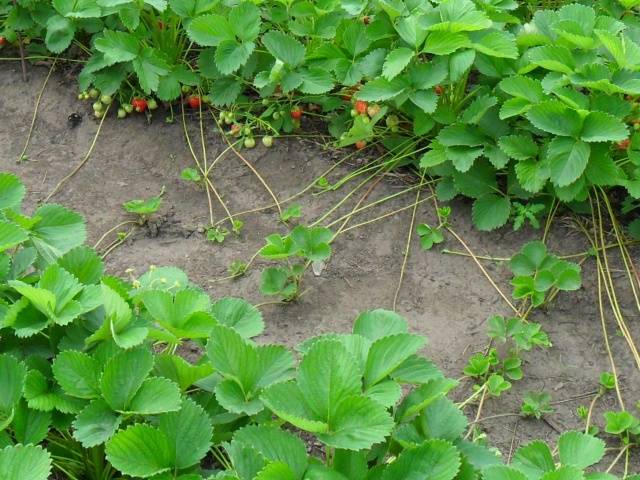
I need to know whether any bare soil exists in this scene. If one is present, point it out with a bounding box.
[2,63,639,470]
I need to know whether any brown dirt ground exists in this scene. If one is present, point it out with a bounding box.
[1,63,639,472]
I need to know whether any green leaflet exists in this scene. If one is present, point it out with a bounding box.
[207,324,294,414]
[381,440,461,480]
[0,445,51,480]
[0,355,27,411]
[106,399,212,477]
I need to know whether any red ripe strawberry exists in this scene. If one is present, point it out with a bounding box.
[187,95,201,109]
[617,138,631,150]
[355,140,367,150]
[434,85,444,95]
[290,108,303,120]
[0,37,6,46]
[355,100,368,115]
[131,98,148,113]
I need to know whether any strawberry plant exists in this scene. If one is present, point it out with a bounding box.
[509,240,582,307]
[123,189,164,223]
[0,171,636,478]
[520,391,554,419]
[2,0,640,233]
[258,225,333,301]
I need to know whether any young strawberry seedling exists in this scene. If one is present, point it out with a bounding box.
[122,187,164,224]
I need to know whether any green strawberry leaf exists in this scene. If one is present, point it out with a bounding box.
[0,445,51,480]
[472,194,511,231]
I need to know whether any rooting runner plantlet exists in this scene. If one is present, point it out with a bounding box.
[258,225,332,301]
[122,187,165,224]
[509,240,582,307]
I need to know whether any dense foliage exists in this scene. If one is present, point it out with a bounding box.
[2,0,640,231]
[0,172,636,478]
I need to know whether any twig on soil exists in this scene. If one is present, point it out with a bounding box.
[254,300,287,309]
[464,388,488,440]
[446,226,519,315]
[442,240,640,263]
[601,189,640,317]
[181,104,233,227]
[441,250,510,262]
[423,183,519,316]
[507,418,520,462]
[17,58,57,163]
[467,412,521,425]
[333,174,383,236]
[311,167,386,228]
[337,196,434,235]
[606,444,632,474]
[542,417,561,434]
[93,220,138,249]
[208,145,355,228]
[392,172,425,311]
[44,103,110,202]
[210,110,282,217]
[585,390,602,434]
[593,193,640,369]
[324,183,427,230]
[549,390,599,406]
[100,227,135,259]
[576,209,625,410]
[198,105,234,227]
